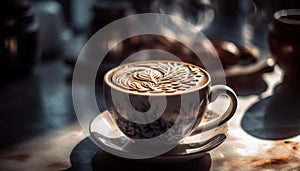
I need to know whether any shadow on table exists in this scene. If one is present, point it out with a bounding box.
[63,137,212,171]
[242,83,300,140]
[226,73,268,96]
[225,64,274,97]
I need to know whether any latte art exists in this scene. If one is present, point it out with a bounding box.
[109,61,208,94]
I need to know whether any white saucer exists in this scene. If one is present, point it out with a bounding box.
[89,110,228,163]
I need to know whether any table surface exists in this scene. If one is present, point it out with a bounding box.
[0,57,299,171]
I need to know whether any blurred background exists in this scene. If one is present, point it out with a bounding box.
[1,0,300,155]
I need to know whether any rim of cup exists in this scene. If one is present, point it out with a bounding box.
[274,9,300,25]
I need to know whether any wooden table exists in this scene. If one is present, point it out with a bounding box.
[1,59,299,171]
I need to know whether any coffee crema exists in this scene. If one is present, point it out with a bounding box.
[105,61,209,94]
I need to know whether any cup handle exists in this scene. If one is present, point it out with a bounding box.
[191,85,238,136]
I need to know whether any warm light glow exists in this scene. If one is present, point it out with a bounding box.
[4,37,18,56]
[282,45,294,54]
[267,58,275,66]
[221,42,239,55]
[108,39,122,52]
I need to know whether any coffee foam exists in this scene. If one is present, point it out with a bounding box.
[106,61,209,95]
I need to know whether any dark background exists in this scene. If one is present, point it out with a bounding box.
[1,0,300,170]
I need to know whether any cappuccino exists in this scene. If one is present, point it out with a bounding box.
[105,60,210,95]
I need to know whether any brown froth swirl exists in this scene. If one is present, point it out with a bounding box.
[110,61,208,94]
